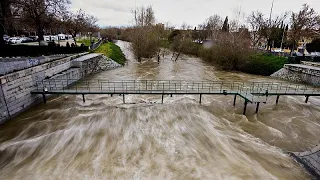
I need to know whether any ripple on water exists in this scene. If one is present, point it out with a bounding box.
[0,41,317,179]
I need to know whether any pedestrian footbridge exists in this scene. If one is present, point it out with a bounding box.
[31,79,320,115]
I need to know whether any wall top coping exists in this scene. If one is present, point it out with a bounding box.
[285,64,320,71]
[72,53,102,62]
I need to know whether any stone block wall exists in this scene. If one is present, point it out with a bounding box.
[0,53,121,124]
[271,65,320,86]
[0,55,71,75]
[0,53,87,123]
[0,85,9,123]
[291,145,320,178]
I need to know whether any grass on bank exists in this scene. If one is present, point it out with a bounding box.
[93,41,126,65]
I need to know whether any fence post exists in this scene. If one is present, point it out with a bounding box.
[276,95,280,104]
[233,95,237,106]
[162,94,164,104]
[42,93,46,104]
[255,102,260,114]
[305,96,310,103]
[243,100,248,115]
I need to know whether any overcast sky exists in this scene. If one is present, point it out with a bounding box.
[71,0,320,28]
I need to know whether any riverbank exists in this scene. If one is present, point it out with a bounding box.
[160,40,287,76]
[0,40,316,179]
[93,41,126,65]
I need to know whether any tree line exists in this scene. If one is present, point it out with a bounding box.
[0,0,98,46]
[100,3,320,60]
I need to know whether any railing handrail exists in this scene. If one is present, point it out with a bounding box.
[34,79,320,99]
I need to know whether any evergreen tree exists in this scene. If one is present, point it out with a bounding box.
[222,16,229,32]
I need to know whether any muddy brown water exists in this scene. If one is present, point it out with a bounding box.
[0,41,319,179]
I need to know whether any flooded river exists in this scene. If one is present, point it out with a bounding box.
[0,41,320,179]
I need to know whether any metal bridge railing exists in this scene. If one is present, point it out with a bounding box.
[89,39,103,51]
[247,82,320,95]
[35,79,247,93]
[34,79,320,103]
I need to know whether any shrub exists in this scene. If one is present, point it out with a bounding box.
[199,34,252,71]
[130,27,161,61]
[242,53,288,75]
[198,31,287,76]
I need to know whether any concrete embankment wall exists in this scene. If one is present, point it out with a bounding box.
[0,54,71,75]
[271,63,320,86]
[290,145,320,178]
[0,53,121,124]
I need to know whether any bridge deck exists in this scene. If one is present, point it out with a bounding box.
[31,80,320,104]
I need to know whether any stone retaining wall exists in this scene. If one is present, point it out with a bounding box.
[0,53,121,124]
[271,64,320,86]
[301,61,320,68]
[290,145,320,178]
[0,54,75,75]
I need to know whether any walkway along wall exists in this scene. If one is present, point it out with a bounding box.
[0,53,121,124]
[271,62,320,86]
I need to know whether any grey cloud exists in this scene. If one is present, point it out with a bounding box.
[71,0,320,27]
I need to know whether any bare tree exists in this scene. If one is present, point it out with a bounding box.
[134,5,155,27]
[16,0,70,42]
[131,6,160,61]
[180,23,191,30]
[289,4,319,52]
[101,27,118,41]
[65,9,97,46]
[260,13,288,51]
[247,11,266,47]
[205,15,223,39]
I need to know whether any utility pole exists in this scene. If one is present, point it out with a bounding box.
[269,0,275,25]
[267,0,275,51]
[280,25,285,50]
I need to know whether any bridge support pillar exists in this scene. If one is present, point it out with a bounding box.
[162,94,164,104]
[233,95,237,106]
[243,101,248,115]
[305,96,310,103]
[82,94,85,103]
[123,94,125,103]
[42,93,46,104]
[255,102,260,114]
[111,94,113,97]
[170,94,173,97]
[276,95,280,105]
[199,94,202,104]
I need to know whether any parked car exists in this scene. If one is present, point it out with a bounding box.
[8,37,22,44]
[44,35,59,41]
[51,35,58,41]
[29,36,38,41]
[66,35,73,40]
[310,52,320,57]
[58,34,66,40]
[21,37,34,43]
[3,35,9,42]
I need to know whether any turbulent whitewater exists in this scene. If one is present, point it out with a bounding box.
[0,41,319,179]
